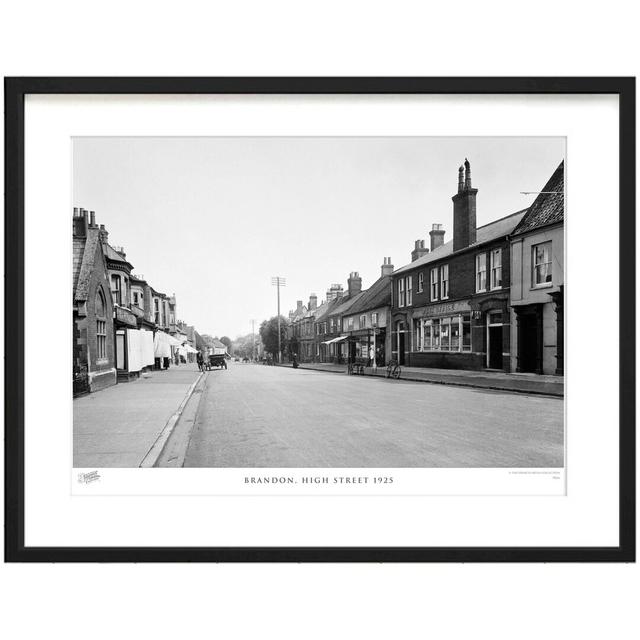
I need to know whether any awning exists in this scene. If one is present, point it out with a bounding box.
[183,344,198,353]
[323,335,349,345]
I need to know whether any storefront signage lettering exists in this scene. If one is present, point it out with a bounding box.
[423,301,471,316]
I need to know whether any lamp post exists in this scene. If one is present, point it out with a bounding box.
[271,276,286,363]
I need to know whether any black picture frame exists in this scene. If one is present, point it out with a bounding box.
[4,77,635,563]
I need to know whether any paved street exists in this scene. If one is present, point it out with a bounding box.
[182,362,564,468]
[74,364,201,467]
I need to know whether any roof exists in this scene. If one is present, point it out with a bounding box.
[343,275,392,316]
[328,290,367,317]
[73,228,102,302]
[512,161,564,236]
[309,300,330,321]
[211,339,226,349]
[103,243,135,272]
[393,209,527,275]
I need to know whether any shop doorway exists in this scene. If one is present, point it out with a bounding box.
[518,309,542,373]
[486,312,504,370]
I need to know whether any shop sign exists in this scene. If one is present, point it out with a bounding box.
[422,300,471,317]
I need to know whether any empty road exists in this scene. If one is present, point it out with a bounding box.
[179,362,564,468]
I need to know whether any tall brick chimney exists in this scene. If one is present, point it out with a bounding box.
[326,284,344,301]
[73,207,88,237]
[452,158,477,251]
[429,223,446,251]
[309,294,317,310]
[411,239,429,262]
[381,257,394,277]
[347,271,362,297]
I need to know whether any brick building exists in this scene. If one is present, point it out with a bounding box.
[390,160,525,371]
[320,273,366,363]
[72,208,116,395]
[510,161,564,375]
[340,258,394,366]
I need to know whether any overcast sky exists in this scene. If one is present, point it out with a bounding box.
[73,137,564,339]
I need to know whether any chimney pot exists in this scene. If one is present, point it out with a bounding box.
[452,160,478,251]
[429,223,446,251]
[381,256,394,277]
[89,210,96,227]
[411,239,429,262]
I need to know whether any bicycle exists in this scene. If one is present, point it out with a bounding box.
[386,359,401,380]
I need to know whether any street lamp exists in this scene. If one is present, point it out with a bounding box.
[271,276,286,363]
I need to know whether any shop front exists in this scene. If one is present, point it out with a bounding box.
[346,328,387,366]
[405,297,511,371]
[321,335,348,364]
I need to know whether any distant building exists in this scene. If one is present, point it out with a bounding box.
[321,273,366,363]
[510,161,564,375]
[341,258,394,366]
[72,208,116,395]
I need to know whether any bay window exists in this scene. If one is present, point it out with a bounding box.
[110,274,121,305]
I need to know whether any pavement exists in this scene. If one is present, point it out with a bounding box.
[180,361,564,468]
[74,363,202,468]
[277,361,564,397]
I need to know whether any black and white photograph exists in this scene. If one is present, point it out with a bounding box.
[72,136,565,472]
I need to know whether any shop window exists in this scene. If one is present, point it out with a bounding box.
[490,249,502,289]
[441,264,449,299]
[417,272,424,293]
[430,268,438,301]
[533,242,552,286]
[418,315,472,352]
[476,253,487,292]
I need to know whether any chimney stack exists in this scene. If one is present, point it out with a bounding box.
[309,294,317,310]
[326,283,344,302]
[411,239,429,262]
[72,207,88,237]
[381,256,394,277]
[347,271,362,297]
[98,223,109,244]
[296,300,304,313]
[452,158,478,251]
[429,224,446,251]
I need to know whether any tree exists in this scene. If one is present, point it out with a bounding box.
[219,336,232,351]
[259,316,288,359]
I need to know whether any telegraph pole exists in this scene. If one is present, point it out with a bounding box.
[251,319,256,361]
[271,276,286,363]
